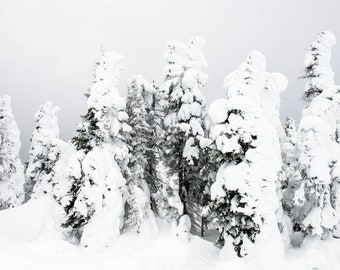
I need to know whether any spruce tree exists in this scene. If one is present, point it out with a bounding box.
[224,50,291,244]
[145,82,163,210]
[25,102,71,201]
[302,31,336,102]
[296,31,340,238]
[0,95,25,209]
[160,36,210,233]
[125,75,156,233]
[151,82,182,220]
[281,117,303,229]
[297,114,340,237]
[62,51,130,246]
[206,51,284,258]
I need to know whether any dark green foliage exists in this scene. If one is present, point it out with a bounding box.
[163,125,187,208]
[144,87,163,201]
[71,108,104,153]
[124,77,155,230]
[204,109,261,256]
[207,186,260,257]
[61,167,94,240]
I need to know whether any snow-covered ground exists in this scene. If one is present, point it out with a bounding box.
[0,197,339,270]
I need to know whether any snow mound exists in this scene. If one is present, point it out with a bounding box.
[0,196,63,241]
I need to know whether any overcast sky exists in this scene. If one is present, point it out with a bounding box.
[1,0,340,157]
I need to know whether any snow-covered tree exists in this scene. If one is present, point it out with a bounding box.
[262,73,288,138]
[297,113,340,238]
[62,51,130,246]
[206,97,262,257]
[280,117,302,231]
[150,82,182,221]
[225,50,292,245]
[144,82,164,212]
[302,31,336,102]
[125,75,157,233]
[206,51,284,258]
[295,31,340,238]
[160,36,211,233]
[0,95,25,209]
[25,102,68,201]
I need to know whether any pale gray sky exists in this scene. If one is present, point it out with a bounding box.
[0,0,340,157]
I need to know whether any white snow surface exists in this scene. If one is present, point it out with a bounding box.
[0,198,339,270]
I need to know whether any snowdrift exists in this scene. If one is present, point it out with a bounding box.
[0,198,339,270]
[0,196,63,241]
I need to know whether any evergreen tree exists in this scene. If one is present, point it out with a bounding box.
[62,51,130,247]
[262,72,288,138]
[71,107,103,153]
[296,31,340,238]
[125,75,157,233]
[151,81,182,220]
[25,102,72,201]
[206,51,284,258]
[302,31,336,102]
[281,117,303,229]
[224,50,291,245]
[297,114,340,237]
[145,82,163,210]
[0,95,25,209]
[160,36,210,232]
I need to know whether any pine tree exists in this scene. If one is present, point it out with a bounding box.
[206,51,284,258]
[281,117,303,228]
[302,31,336,102]
[25,102,72,201]
[297,115,340,237]
[62,51,130,246]
[71,107,103,153]
[262,72,288,138]
[125,75,156,233]
[151,82,182,220]
[160,36,210,232]
[224,50,291,245]
[145,82,163,211]
[296,32,340,238]
[0,95,25,209]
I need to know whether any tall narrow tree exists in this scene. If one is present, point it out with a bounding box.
[125,75,157,233]
[302,31,336,102]
[62,51,130,247]
[206,51,284,258]
[160,36,210,232]
[0,95,25,209]
[296,31,340,238]
[25,102,71,201]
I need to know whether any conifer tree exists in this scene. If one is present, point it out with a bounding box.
[302,31,336,102]
[125,75,156,233]
[62,51,130,246]
[0,95,25,209]
[145,82,163,210]
[281,117,302,228]
[296,31,340,238]
[151,82,182,220]
[160,36,210,232]
[206,52,284,258]
[224,50,291,244]
[25,102,72,201]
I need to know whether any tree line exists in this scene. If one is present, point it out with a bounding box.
[0,31,339,257]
